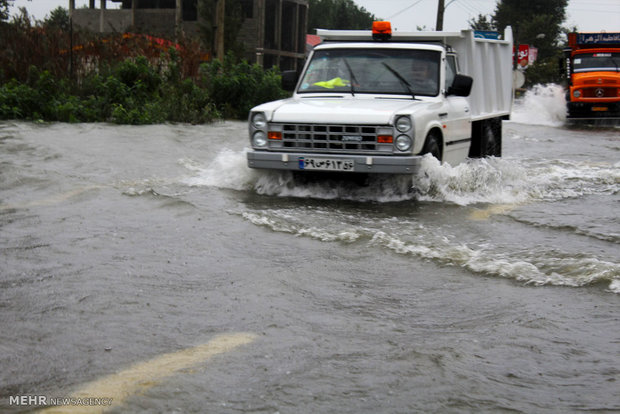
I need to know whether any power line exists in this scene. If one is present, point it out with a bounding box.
[570,0,620,5]
[569,8,620,14]
[388,0,426,20]
[455,1,482,16]
[462,0,488,14]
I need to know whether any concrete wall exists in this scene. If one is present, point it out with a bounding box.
[133,9,177,36]
[71,9,102,32]
[72,9,133,33]
[71,8,201,37]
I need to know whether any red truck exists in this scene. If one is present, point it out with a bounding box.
[563,32,620,123]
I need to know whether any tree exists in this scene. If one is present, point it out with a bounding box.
[43,6,70,31]
[473,0,569,86]
[1,0,13,21]
[308,0,376,33]
[468,14,495,31]
[492,0,567,61]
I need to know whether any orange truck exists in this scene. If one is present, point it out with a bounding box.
[563,32,620,122]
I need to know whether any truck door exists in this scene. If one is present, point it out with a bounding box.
[442,55,472,163]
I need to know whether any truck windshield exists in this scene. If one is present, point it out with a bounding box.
[573,52,620,73]
[298,49,441,96]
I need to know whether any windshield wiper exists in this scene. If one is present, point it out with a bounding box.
[343,58,357,97]
[382,62,418,100]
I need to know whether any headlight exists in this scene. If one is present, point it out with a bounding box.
[395,135,412,151]
[252,112,267,129]
[573,90,581,98]
[395,116,412,133]
[253,131,267,147]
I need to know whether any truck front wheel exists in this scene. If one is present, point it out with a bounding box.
[421,131,442,161]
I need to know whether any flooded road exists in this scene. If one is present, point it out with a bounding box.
[1,88,619,413]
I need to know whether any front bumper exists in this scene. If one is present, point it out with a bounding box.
[247,151,423,174]
[567,101,620,121]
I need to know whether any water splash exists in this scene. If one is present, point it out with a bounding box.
[181,149,414,202]
[180,149,257,191]
[182,150,619,207]
[415,155,620,205]
[413,155,531,205]
[511,84,567,127]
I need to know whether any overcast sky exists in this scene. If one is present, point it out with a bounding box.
[9,0,620,33]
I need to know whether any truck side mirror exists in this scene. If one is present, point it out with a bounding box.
[281,70,298,91]
[447,74,473,97]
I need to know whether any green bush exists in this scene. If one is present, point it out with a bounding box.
[160,78,220,124]
[0,54,285,124]
[200,55,288,119]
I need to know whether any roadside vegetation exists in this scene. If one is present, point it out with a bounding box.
[469,0,570,88]
[0,7,287,124]
[0,0,572,124]
[0,51,287,124]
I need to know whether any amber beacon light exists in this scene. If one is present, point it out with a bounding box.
[372,21,392,41]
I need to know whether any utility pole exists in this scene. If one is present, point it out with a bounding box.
[435,0,445,31]
[215,0,226,61]
[175,0,182,39]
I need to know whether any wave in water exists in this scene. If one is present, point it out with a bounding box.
[238,208,620,293]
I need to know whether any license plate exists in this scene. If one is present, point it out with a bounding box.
[592,106,608,112]
[298,157,355,172]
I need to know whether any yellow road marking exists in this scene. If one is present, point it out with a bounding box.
[0,185,103,211]
[468,203,519,221]
[39,333,257,414]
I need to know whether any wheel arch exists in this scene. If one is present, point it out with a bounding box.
[420,126,444,160]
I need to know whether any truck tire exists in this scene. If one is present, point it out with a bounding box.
[481,118,502,157]
[422,131,442,161]
[470,118,502,158]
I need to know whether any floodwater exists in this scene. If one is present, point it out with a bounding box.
[1,85,619,413]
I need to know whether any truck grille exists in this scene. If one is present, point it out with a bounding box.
[582,87,618,98]
[275,123,392,153]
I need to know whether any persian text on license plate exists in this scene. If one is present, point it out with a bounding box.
[298,157,355,172]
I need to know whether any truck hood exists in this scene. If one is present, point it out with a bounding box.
[573,71,620,84]
[265,97,422,125]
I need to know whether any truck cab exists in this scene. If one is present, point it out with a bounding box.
[247,22,513,175]
[564,32,620,122]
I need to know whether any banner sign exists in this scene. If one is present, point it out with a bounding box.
[474,31,500,40]
[528,47,538,65]
[577,33,620,45]
[518,44,529,68]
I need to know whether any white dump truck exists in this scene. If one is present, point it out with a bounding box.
[247,22,513,174]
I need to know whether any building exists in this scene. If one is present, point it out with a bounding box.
[69,0,308,70]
